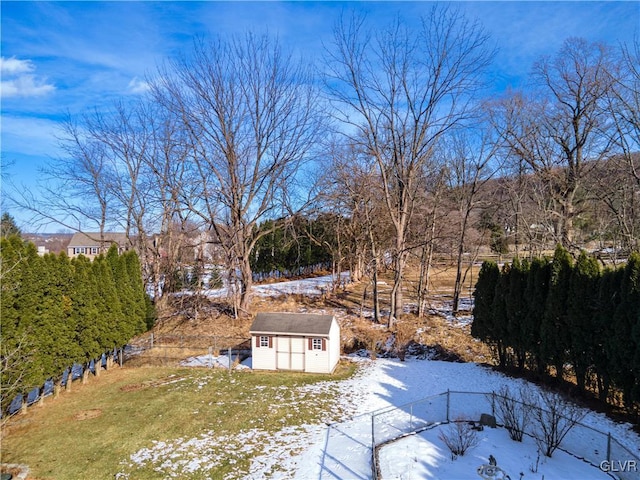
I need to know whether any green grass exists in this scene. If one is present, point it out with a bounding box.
[1,362,357,479]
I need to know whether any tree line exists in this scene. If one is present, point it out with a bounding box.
[7,6,639,321]
[0,234,154,414]
[250,215,333,276]
[472,246,640,415]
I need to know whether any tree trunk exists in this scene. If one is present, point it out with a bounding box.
[238,256,253,317]
[452,239,465,316]
[372,257,381,324]
[389,247,407,328]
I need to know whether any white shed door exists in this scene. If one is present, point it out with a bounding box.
[290,337,305,371]
[276,337,290,370]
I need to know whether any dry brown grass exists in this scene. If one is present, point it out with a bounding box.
[136,263,492,365]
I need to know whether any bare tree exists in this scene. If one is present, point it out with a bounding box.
[494,38,618,250]
[413,163,448,318]
[151,34,324,316]
[325,7,494,325]
[326,139,388,322]
[7,113,117,239]
[602,39,640,252]
[438,416,481,460]
[443,128,500,314]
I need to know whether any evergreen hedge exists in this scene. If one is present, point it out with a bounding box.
[0,237,153,413]
[473,246,640,413]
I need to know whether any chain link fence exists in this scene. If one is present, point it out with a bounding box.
[366,390,639,480]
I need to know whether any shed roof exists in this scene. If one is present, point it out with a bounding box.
[250,312,335,336]
[68,232,129,248]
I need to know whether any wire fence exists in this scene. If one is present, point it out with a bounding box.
[3,348,123,418]
[320,390,640,480]
[371,390,640,480]
[3,334,251,419]
[123,333,251,368]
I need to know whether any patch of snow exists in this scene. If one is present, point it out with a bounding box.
[379,424,612,480]
[201,272,350,299]
[121,357,639,479]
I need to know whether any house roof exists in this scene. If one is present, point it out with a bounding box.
[250,312,336,336]
[68,232,129,248]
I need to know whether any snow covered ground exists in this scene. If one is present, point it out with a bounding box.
[130,273,640,479]
[133,355,640,479]
[203,272,351,299]
[290,358,640,480]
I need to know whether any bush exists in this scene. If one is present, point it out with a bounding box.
[532,389,586,457]
[438,417,481,460]
[492,384,534,442]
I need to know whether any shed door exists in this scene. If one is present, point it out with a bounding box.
[276,336,290,370]
[290,337,305,371]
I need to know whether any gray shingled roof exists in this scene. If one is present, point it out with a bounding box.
[250,312,335,336]
[68,232,129,247]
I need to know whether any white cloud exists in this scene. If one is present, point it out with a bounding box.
[0,56,35,75]
[127,76,150,94]
[1,115,62,157]
[1,75,55,98]
[0,56,55,98]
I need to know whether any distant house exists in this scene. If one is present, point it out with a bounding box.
[67,232,130,260]
[250,312,341,374]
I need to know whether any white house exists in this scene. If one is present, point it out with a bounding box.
[250,312,340,374]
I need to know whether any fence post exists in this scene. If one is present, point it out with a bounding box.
[410,403,413,431]
[228,347,232,372]
[606,432,611,463]
[446,389,450,422]
[150,333,154,349]
[491,392,495,417]
[371,413,376,479]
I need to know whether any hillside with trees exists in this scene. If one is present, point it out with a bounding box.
[9,15,638,322]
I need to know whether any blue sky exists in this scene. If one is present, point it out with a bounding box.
[1,1,639,232]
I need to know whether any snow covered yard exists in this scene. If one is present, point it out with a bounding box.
[127,274,639,479]
[294,358,640,480]
[123,355,640,479]
[378,424,612,480]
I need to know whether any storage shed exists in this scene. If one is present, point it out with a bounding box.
[250,312,340,374]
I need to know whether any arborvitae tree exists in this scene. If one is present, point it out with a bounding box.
[71,255,103,366]
[106,246,137,344]
[612,253,640,408]
[505,258,530,370]
[524,256,551,376]
[0,236,33,412]
[144,294,157,331]
[0,236,24,346]
[567,251,600,393]
[595,267,621,401]
[16,244,47,388]
[492,264,511,368]
[123,250,148,336]
[43,252,80,375]
[92,255,124,349]
[472,261,500,345]
[541,245,574,380]
[632,270,640,407]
